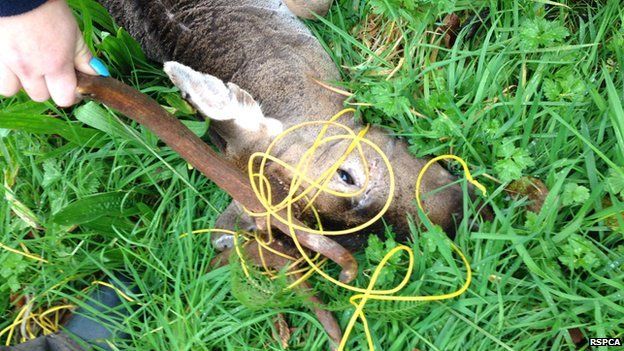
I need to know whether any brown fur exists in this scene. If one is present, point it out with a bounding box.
[99,0,465,250]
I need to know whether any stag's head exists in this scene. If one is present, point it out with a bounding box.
[165,62,465,249]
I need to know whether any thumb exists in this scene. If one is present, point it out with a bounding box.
[73,28,100,76]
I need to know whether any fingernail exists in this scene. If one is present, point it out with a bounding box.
[89,57,110,77]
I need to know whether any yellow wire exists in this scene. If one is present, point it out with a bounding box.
[415,155,487,205]
[1,300,33,346]
[247,135,395,236]
[0,242,48,263]
[24,312,35,341]
[41,315,56,334]
[91,281,135,303]
[36,305,75,321]
[3,108,485,348]
[0,319,24,346]
[189,108,487,350]
[33,316,54,335]
[285,259,327,290]
[249,109,485,350]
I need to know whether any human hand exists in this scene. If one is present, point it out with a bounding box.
[0,0,108,107]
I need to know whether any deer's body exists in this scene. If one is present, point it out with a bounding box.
[100,0,342,125]
[99,0,465,250]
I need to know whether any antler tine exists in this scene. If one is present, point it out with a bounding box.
[76,73,357,283]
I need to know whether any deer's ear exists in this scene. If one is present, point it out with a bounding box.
[164,61,282,136]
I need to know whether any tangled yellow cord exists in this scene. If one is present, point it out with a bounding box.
[2,108,485,348]
[231,108,486,350]
[179,108,487,350]
[0,301,74,346]
[0,278,141,346]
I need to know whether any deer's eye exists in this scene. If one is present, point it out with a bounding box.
[337,169,355,185]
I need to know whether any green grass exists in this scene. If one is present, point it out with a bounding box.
[1,0,623,350]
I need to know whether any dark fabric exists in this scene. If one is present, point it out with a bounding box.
[0,0,47,17]
[0,332,86,351]
[64,275,135,351]
[1,275,135,351]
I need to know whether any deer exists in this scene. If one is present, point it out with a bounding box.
[88,0,471,347]
[98,0,465,250]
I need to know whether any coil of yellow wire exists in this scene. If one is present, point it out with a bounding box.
[188,108,487,350]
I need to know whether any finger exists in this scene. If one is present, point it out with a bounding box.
[20,75,50,102]
[0,62,21,97]
[45,63,77,107]
[73,28,97,75]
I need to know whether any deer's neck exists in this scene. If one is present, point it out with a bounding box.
[99,0,345,125]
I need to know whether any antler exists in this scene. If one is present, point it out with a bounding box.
[76,73,357,283]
